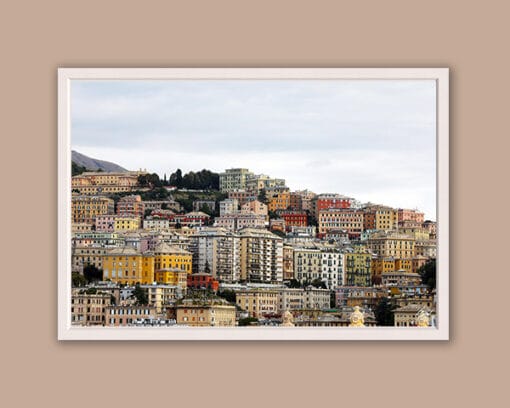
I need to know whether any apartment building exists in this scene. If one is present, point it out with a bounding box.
[219,198,239,216]
[102,246,155,285]
[71,171,144,195]
[214,213,266,231]
[175,299,236,326]
[71,288,112,326]
[219,168,254,192]
[114,216,141,232]
[190,227,241,283]
[105,305,158,326]
[365,231,416,259]
[241,200,268,218]
[72,195,115,224]
[362,205,398,231]
[318,208,364,238]
[239,228,284,283]
[344,246,372,287]
[398,208,425,224]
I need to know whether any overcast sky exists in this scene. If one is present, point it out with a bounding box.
[71,79,437,220]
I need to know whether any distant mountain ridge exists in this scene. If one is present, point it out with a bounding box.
[72,150,128,172]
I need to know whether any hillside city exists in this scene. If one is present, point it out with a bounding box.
[70,162,437,328]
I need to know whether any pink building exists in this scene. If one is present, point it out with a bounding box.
[241,200,268,217]
[95,215,116,232]
[398,209,425,224]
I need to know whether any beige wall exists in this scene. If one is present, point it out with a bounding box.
[3,1,506,407]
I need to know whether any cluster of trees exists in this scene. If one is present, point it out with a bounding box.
[418,259,436,290]
[137,173,163,188]
[137,169,220,191]
[71,162,90,176]
[286,278,327,289]
[71,265,103,287]
[169,169,219,190]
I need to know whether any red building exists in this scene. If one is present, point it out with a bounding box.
[173,212,211,228]
[316,194,352,211]
[187,274,219,292]
[278,210,308,231]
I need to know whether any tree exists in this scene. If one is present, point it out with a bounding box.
[138,173,162,188]
[287,279,302,288]
[72,272,87,287]
[199,203,213,216]
[217,289,236,303]
[71,162,89,176]
[258,188,268,204]
[310,278,327,289]
[330,292,337,309]
[418,259,436,291]
[169,169,183,188]
[83,264,103,283]
[375,297,396,326]
[238,317,258,326]
[132,283,148,305]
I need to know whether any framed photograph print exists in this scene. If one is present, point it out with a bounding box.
[58,68,449,340]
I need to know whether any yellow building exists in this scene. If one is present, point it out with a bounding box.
[154,268,188,291]
[114,216,141,232]
[366,231,416,259]
[102,246,154,285]
[153,242,192,274]
[398,222,430,241]
[72,195,115,224]
[363,205,398,231]
[267,189,291,212]
[371,257,412,281]
[345,246,372,286]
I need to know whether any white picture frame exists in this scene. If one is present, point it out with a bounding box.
[58,68,449,340]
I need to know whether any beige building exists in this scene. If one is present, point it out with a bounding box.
[235,286,331,318]
[72,195,115,224]
[235,289,280,318]
[71,171,143,195]
[175,299,236,326]
[283,245,294,281]
[72,245,107,272]
[381,269,422,287]
[141,284,182,313]
[105,305,158,326]
[318,208,364,237]
[394,304,432,327]
[71,288,112,326]
[72,222,94,233]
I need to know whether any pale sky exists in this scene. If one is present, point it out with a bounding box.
[71,79,437,220]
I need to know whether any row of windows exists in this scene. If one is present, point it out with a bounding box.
[109,309,150,315]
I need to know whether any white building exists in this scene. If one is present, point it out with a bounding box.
[219,198,239,216]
